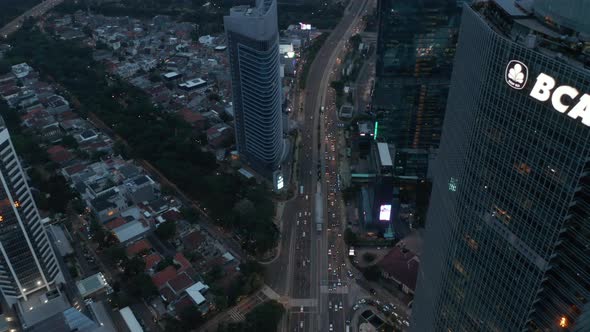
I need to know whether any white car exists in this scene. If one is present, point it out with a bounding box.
[329,323,334,331]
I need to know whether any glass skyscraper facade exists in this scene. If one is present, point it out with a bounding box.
[412,1,590,331]
[0,120,62,304]
[224,0,285,179]
[373,0,460,177]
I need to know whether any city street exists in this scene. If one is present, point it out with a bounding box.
[265,0,373,331]
[0,0,65,37]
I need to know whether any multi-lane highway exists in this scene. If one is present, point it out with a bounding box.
[265,0,372,331]
[0,0,65,38]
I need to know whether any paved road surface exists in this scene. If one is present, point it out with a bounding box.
[265,1,372,331]
[0,0,65,38]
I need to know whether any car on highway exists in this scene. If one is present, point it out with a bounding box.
[329,323,334,331]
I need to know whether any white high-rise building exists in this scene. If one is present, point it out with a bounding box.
[0,118,63,304]
[224,0,285,179]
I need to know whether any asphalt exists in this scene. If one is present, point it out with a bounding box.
[264,0,372,331]
[0,0,65,38]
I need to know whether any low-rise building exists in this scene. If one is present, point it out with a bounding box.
[377,246,419,295]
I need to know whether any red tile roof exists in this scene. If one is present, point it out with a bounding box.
[125,239,152,256]
[174,253,191,272]
[162,209,183,222]
[174,294,195,312]
[378,246,419,291]
[159,285,176,302]
[167,272,193,294]
[47,145,66,155]
[47,145,73,164]
[105,217,126,230]
[64,163,87,176]
[182,231,205,250]
[144,253,163,271]
[152,266,178,289]
[179,108,204,124]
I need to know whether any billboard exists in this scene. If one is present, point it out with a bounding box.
[379,204,391,221]
[300,22,312,30]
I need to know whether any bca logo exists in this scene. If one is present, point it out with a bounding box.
[505,60,528,90]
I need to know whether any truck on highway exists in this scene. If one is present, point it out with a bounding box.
[299,185,304,195]
[316,222,322,232]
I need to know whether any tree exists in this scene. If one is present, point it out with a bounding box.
[127,273,157,299]
[349,34,362,51]
[181,207,199,224]
[363,265,381,281]
[178,304,204,328]
[105,246,126,264]
[344,228,357,246]
[330,80,345,96]
[124,256,146,276]
[155,221,176,241]
[61,135,79,149]
[243,300,285,331]
[362,252,376,263]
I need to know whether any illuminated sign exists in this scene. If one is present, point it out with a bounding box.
[374,121,378,140]
[277,174,284,190]
[505,60,528,90]
[529,73,590,126]
[286,51,295,58]
[506,61,590,127]
[299,23,312,30]
[379,205,391,221]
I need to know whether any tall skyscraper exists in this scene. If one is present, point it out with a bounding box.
[0,119,62,304]
[412,1,590,331]
[373,0,460,178]
[224,0,285,179]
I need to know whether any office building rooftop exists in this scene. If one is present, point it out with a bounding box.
[474,0,590,70]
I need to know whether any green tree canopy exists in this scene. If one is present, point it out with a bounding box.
[155,221,176,241]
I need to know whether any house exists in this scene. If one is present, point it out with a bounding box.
[112,219,151,244]
[42,94,70,114]
[77,129,99,142]
[90,197,120,223]
[47,145,73,164]
[125,239,152,257]
[11,63,33,78]
[179,108,206,131]
[182,231,205,251]
[182,281,211,314]
[145,253,163,271]
[377,246,420,295]
[206,123,233,149]
[123,175,158,205]
[104,217,126,230]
